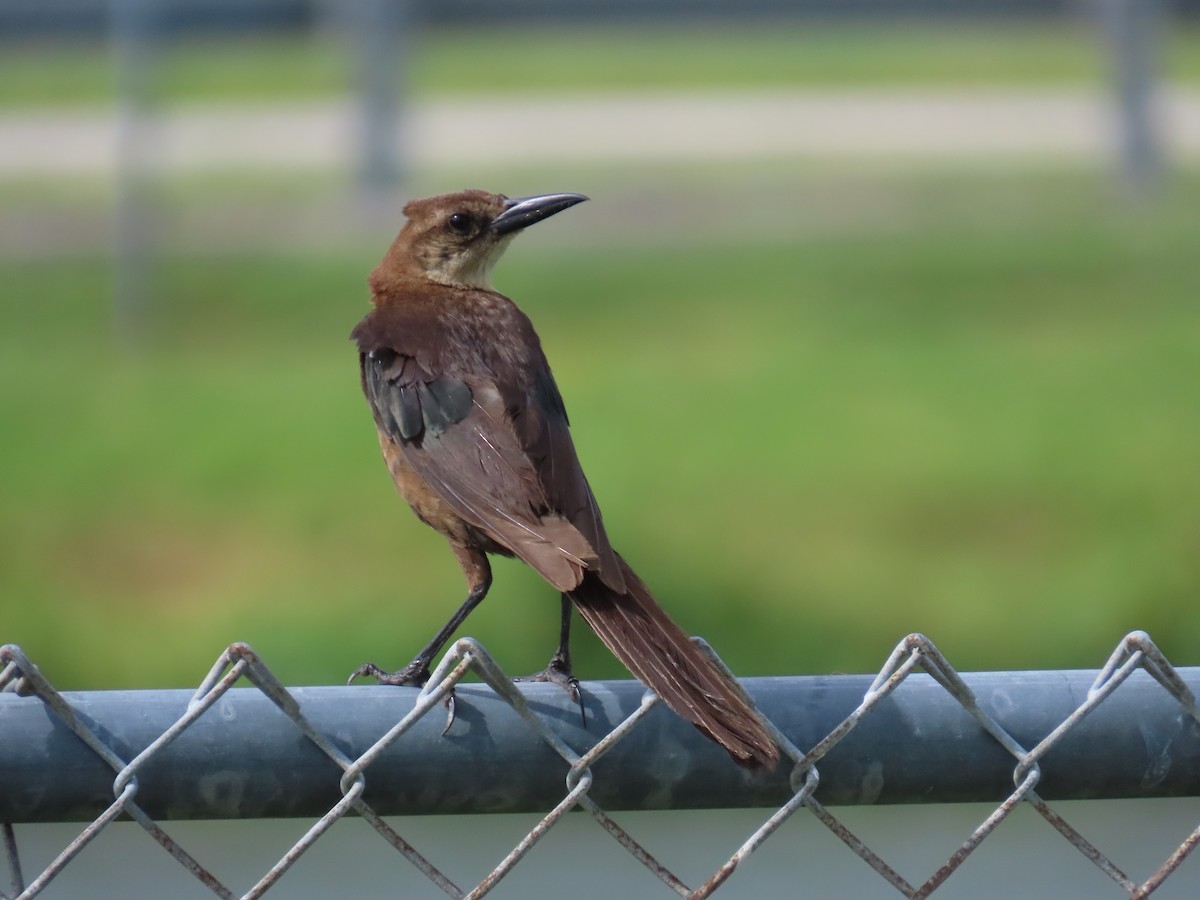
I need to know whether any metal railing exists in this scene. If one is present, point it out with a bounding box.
[2,631,1198,898]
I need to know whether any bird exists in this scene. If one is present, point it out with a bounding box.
[347,189,779,771]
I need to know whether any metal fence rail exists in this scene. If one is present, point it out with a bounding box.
[2,631,1198,898]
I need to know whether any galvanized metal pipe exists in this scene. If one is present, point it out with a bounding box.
[2,669,1198,823]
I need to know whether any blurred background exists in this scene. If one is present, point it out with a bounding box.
[2,0,1198,690]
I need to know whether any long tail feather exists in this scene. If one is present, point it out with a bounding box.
[568,555,779,771]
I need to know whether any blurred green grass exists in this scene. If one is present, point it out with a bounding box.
[3,23,1199,108]
[2,168,1198,689]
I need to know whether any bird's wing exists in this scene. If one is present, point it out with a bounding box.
[360,346,618,593]
[505,349,625,593]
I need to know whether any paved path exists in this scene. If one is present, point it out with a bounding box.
[3,88,1199,176]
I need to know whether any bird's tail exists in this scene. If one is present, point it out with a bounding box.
[568,555,780,771]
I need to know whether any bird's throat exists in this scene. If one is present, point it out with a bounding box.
[425,233,516,290]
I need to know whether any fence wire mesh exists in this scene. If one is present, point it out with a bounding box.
[2,630,1198,899]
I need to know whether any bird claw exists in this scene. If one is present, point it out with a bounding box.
[347,659,431,687]
[515,657,586,727]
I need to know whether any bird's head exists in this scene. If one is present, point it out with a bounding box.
[376,189,588,291]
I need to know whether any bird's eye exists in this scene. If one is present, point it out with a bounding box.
[447,212,473,235]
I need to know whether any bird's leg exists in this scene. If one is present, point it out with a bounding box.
[349,549,492,734]
[515,593,586,726]
[348,582,488,686]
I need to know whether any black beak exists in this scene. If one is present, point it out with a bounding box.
[490,193,589,236]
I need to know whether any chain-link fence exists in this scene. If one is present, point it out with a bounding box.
[2,631,1198,898]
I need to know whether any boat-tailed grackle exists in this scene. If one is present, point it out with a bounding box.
[348,189,779,771]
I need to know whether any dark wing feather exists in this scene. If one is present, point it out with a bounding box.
[362,350,417,439]
[503,364,625,593]
[360,346,600,592]
[423,376,474,436]
[364,350,472,441]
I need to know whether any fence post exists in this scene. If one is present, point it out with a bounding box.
[109,0,162,346]
[350,0,411,222]
[1098,0,1165,192]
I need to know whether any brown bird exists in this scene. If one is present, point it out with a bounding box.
[348,189,779,771]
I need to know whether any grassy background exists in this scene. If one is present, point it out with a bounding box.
[2,20,1199,689]
[3,164,1199,689]
[2,23,1199,109]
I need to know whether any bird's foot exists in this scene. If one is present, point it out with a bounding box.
[347,658,431,687]
[515,655,586,726]
[348,659,457,734]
